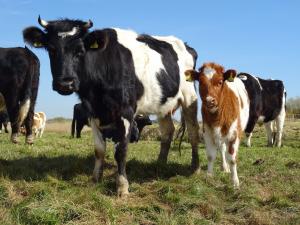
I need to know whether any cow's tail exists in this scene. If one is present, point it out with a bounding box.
[71,106,76,138]
[18,47,40,127]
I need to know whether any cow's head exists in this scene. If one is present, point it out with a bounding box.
[23,16,108,95]
[185,63,236,114]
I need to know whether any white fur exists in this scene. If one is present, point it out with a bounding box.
[121,117,130,137]
[91,118,106,182]
[203,67,216,79]
[114,28,197,117]
[18,99,30,125]
[58,27,78,38]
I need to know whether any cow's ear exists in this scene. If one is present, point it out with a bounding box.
[224,69,237,82]
[23,27,46,48]
[84,30,108,51]
[185,69,199,81]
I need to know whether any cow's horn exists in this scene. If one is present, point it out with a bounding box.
[38,15,48,28]
[84,19,93,29]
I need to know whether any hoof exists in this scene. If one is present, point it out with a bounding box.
[11,133,19,144]
[116,175,129,198]
[26,135,34,145]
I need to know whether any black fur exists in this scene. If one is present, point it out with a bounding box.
[0,47,40,142]
[0,110,9,133]
[71,103,90,138]
[237,73,285,134]
[137,34,180,104]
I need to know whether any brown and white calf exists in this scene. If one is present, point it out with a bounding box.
[32,112,46,137]
[186,63,249,188]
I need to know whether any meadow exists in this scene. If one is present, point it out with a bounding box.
[0,119,299,225]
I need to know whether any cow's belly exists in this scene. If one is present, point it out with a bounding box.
[136,88,183,117]
[0,93,6,111]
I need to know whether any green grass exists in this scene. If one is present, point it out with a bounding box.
[0,121,299,225]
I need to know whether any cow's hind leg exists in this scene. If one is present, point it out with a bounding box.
[91,119,106,182]
[182,100,200,173]
[220,143,230,173]
[115,117,131,197]
[157,114,175,163]
[274,107,286,147]
[264,121,273,147]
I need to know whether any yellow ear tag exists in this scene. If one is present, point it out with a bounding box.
[33,42,43,47]
[228,74,234,82]
[185,71,193,82]
[90,41,99,49]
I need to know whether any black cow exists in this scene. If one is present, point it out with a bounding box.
[0,110,9,133]
[0,47,40,144]
[23,17,200,197]
[71,103,90,138]
[237,73,286,147]
[71,102,152,140]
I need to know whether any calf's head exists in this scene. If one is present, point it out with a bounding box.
[185,63,236,114]
[23,16,108,95]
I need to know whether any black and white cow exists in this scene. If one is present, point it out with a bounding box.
[237,73,286,147]
[0,109,9,133]
[0,47,40,143]
[23,17,200,197]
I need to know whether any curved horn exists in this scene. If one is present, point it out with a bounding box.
[84,19,93,29]
[38,15,48,28]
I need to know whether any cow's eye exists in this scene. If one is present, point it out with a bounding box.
[218,80,223,86]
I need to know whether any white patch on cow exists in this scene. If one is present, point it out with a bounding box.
[121,117,130,137]
[203,67,216,79]
[91,118,106,182]
[58,27,78,38]
[113,28,197,116]
[238,74,247,80]
[258,115,265,124]
[18,99,30,125]
[226,79,249,131]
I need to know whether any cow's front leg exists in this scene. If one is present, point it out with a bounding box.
[115,117,131,197]
[91,119,106,182]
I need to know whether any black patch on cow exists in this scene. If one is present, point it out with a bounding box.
[137,34,180,104]
[184,43,198,69]
[238,73,285,134]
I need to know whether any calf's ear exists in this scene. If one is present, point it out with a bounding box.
[185,70,199,81]
[224,69,237,82]
[23,27,46,48]
[84,30,109,51]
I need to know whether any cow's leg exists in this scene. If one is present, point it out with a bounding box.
[5,99,21,143]
[274,107,286,147]
[264,121,273,147]
[115,117,131,197]
[220,143,230,173]
[182,100,200,172]
[0,122,2,133]
[157,114,175,163]
[91,119,106,182]
[76,121,84,138]
[226,138,240,189]
[23,99,34,144]
[245,132,253,147]
[204,131,217,176]
[4,122,8,133]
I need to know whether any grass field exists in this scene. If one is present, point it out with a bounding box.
[0,120,299,225]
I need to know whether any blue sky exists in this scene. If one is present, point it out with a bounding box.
[0,0,299,119]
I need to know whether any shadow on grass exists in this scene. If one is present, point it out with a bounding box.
[0,155,201,184]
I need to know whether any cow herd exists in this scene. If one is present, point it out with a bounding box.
[0,16,286,197]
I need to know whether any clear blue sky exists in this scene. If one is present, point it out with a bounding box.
[0,0,299,119]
